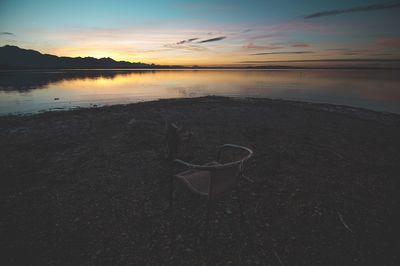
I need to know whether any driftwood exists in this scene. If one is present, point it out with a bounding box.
[337,211,353,233]
[273,250,284,266]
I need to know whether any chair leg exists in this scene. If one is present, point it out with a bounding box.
[169,175,174,209]
[204,201,213,264]
[236,186,245,224]
[241,171,254,183]
[205,201,213,244]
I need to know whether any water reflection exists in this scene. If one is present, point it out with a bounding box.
[0,69,399,114]
[0,70,153,92]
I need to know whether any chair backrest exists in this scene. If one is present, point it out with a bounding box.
[166,122,192,162]
[173,144,253,200]
[208,161,242,200]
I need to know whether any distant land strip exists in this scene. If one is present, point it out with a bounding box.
[1,45,400,70]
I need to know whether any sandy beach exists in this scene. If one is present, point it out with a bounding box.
[1,96,399,265]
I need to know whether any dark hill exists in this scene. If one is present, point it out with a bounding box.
[0,45,160,69]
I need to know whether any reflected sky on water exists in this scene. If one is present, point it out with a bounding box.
[0,69,399,114]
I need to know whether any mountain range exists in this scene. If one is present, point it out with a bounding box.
[0,45,164,69]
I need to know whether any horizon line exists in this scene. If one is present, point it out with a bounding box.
[2,44,400,67]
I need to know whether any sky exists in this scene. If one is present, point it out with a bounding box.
[0,0,400,66]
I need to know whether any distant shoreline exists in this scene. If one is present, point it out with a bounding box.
[3,96,400,119]
[2,45,400,70]
[2,66,400,70]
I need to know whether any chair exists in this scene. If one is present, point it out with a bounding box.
[171,144,253,237]
[165,122,193,206]
[165,122,192,162]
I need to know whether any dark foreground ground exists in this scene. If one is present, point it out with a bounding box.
[1,96,399,265]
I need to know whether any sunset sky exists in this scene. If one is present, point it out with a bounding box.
[1,0,399,66]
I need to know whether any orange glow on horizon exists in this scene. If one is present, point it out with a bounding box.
[39,46,328,67]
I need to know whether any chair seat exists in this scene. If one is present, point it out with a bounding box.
[175,161,220,197]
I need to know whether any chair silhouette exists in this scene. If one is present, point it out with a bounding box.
[165,122,192,163]
[170,141,253,238]
[165,122,193,206]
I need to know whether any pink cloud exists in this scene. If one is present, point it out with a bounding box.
[242,42,282,50]
[291,43,311,48]
[377,37,400,47]
[272,20,329,32]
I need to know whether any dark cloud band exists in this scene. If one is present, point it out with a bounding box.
[176,38,199,45]
[198,36,226,43]
[304,2,400,18]
[240,59,400,63]
[177,36,226,45]
[251,51,313,55]
[0,32,15,36]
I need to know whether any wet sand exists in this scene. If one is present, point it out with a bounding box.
[1,96,399,265]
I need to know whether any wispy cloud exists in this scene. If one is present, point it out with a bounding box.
[377,37,400,46]
[247,33,283,41]
[165,36,219,51]
[291,43,311,48]
[251,51,314,55]
[198,36,226,43]
[240,59,400,63]
[243,22,326,43]
[325,48,349,51]
[341,49,372,56]
[242,43,282,50]
[0,32,15,36]
[163,43,207,51]
[304,2,400,19]
[371,53,395,56]
[176,38,199,45]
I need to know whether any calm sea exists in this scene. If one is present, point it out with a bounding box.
[0,69,399,115]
